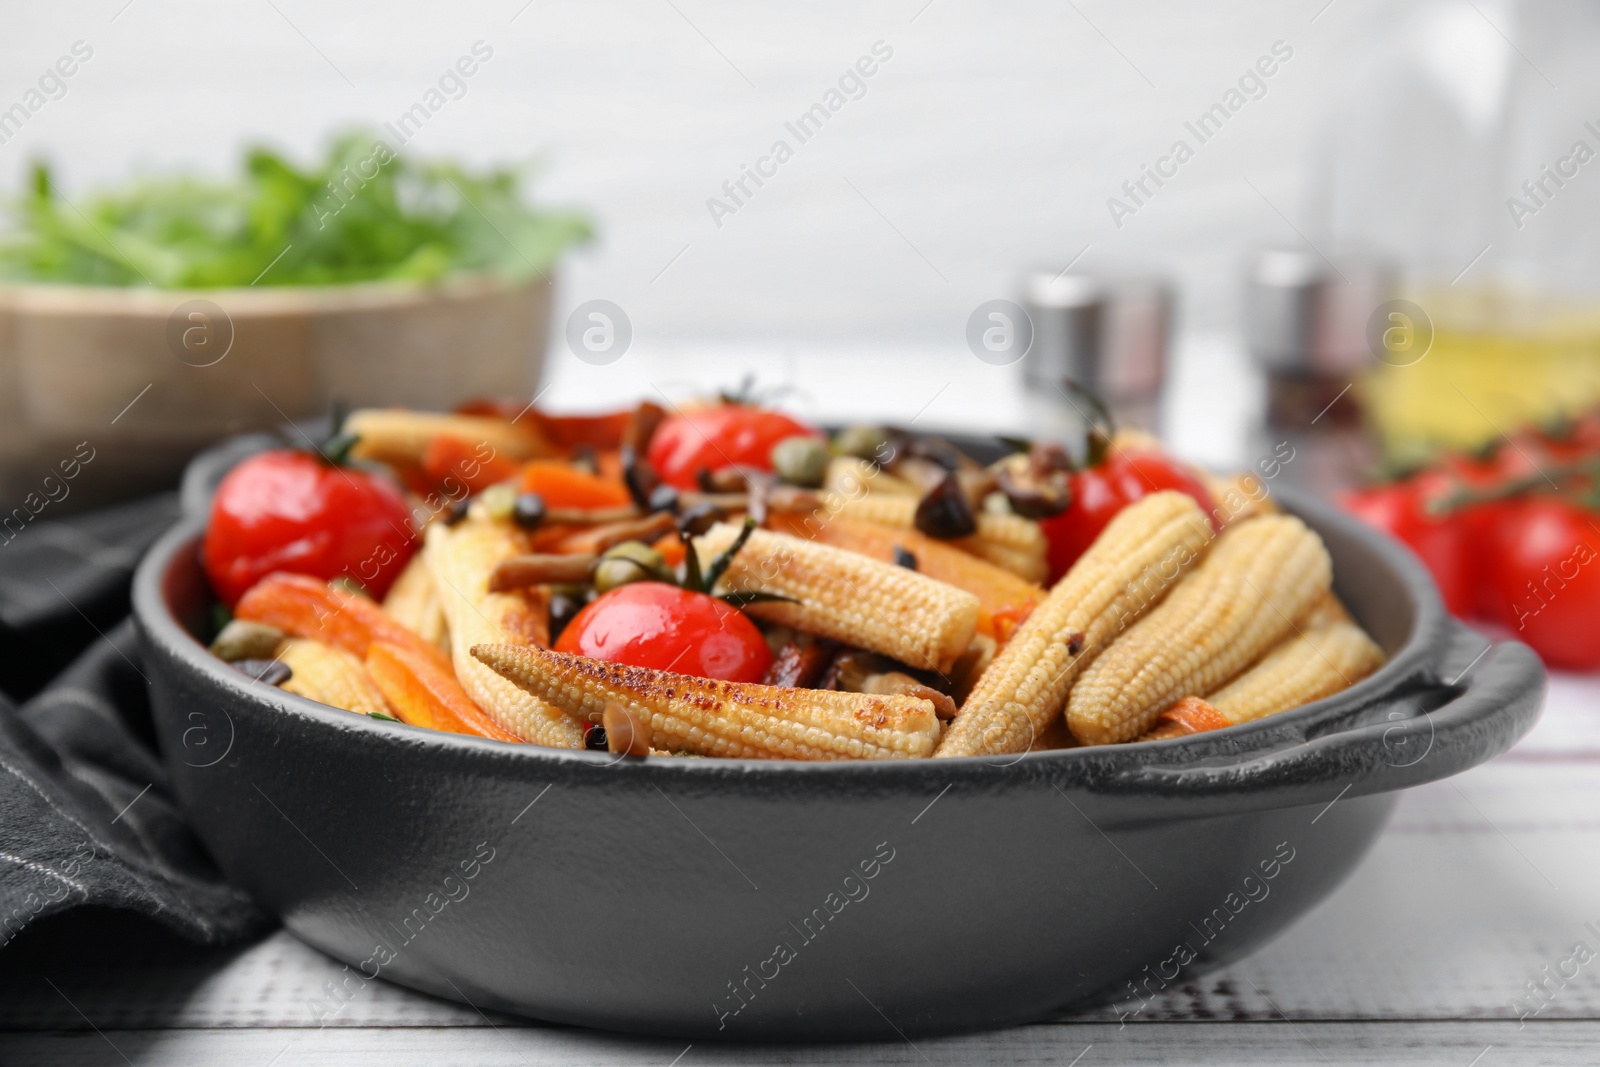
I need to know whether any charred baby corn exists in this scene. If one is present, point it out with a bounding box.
[344,409,552,466]
[472,644,941,760]
[276,638,390,716]
[935,491,1215,757]
[1067,513,1333,745]
[424,520,587,748]
[693,522,980,673]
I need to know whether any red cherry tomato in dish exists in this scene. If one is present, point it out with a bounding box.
[554,582,773,683]
[1486,496,1600,670]
[203,450,416,606]
[646,405,821,489]
[1340,473,1472,618]
[1038,451,1215,582]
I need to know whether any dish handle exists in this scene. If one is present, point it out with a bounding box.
[1103,621,1547,813]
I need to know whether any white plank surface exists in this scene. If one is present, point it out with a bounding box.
[0,1022,1591,1067]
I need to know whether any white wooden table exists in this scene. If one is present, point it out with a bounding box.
[5,344,1597,1064]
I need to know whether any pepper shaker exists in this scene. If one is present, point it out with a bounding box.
[1246,248,1393,494]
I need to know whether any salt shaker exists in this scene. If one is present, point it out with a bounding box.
[1020,270,1172,442]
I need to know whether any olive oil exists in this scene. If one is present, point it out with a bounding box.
[1362,289,1600,467]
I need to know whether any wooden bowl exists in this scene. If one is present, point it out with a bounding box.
[0,273,551,516]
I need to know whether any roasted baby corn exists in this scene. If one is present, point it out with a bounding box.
[935,491,1215,757]
[1067,513,1332,745]
[345,409,553,466]
[692,522,980,673]
[1205,616,1384,725]
[1202,470,1279,526]
[424,520,586,748]
[824,456,919,498]
[472,644,941,760]
[827,494,1049,582]
[382,555,448,651]
[768,513,1039,639]
[276,638,391,716]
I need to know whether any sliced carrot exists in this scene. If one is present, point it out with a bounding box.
[519,461,632,509]
[989,600,1038,645]
[365,642,522,742]
[1154,696,1231,736]
[652,533,686,568]
[422,435,521,495]
[235,573,452,672]
[769,514,1040,638]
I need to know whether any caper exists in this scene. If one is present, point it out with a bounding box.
[478,483,517,521]
[209,619,285,662]
[647,484,680,514]
[832,424,891,461]
[549,591,583,642]
[593,557,654,593]
[771,435,829,487]
[511,491,546,529]
[601,540,666,571]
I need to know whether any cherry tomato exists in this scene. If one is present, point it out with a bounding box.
[646,405,820,490]
[203,450,416,606]
[1038,451,1215,582]
[554,582,773,682]
[1486,497,1600,670]
[1340,474,1473,617]
[1562,410,1600,455]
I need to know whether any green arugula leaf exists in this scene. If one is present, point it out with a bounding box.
[0,131,592,288]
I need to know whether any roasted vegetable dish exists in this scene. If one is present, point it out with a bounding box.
[200,394,1385,758]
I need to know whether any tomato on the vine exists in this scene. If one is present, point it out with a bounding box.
[1039,451,1215,582]
[646,405,820,490]
[1486,497,1600,670]
[203,449,416,606]
[1436,450,1526,623]
[1340,473,1473,617]
[553,582,773,682]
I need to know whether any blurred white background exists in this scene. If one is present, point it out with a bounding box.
[4,0,1395,348]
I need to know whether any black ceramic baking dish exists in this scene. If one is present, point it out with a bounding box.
[134,438,1544,1041]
